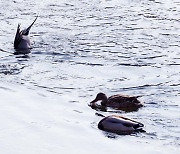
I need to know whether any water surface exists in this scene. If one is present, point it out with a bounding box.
[0,0,180,153]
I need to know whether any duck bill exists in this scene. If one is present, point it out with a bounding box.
[89,99,98,108]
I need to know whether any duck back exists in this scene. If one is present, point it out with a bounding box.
[106,94,143,111]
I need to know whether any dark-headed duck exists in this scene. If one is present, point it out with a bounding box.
[98,115,145,135]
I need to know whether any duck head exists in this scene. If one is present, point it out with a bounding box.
[90,93,108,108]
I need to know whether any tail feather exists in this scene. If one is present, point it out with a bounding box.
[133,123,144,129]
[134,128,146,133]
[14,24,22,49]
[22,15,38,35]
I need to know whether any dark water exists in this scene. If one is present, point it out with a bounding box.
[0,0,180,153]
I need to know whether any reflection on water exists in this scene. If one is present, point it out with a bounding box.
[0,0,180,153]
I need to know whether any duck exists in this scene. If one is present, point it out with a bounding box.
[14,16,38,54]
[90,92,143,112]
[98,115,145,135]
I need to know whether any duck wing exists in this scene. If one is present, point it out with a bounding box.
[115,115,145,133]
[107,94,143,110]
[111,115,144,128]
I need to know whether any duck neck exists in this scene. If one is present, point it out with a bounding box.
[101,97,107,107]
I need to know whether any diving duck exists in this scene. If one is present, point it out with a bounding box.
[14,16,38,54]
[98,115,145,135]
[90,93,143,112]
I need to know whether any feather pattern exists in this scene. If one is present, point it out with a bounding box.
[90,93,143,112]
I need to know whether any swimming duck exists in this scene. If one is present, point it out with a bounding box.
[14,16,38,54]
[98,115,145,135]
[90,93,143,112]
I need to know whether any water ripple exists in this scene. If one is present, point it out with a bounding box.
[0,0,180,153]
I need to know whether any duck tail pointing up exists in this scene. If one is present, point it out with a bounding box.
[14,24,21,49]
[22,15,38,35]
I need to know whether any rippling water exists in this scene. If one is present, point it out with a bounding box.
[0,0,180,153]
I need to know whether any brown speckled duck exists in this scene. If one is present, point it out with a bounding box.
[90,93,143,112]
[98,115,145,135]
